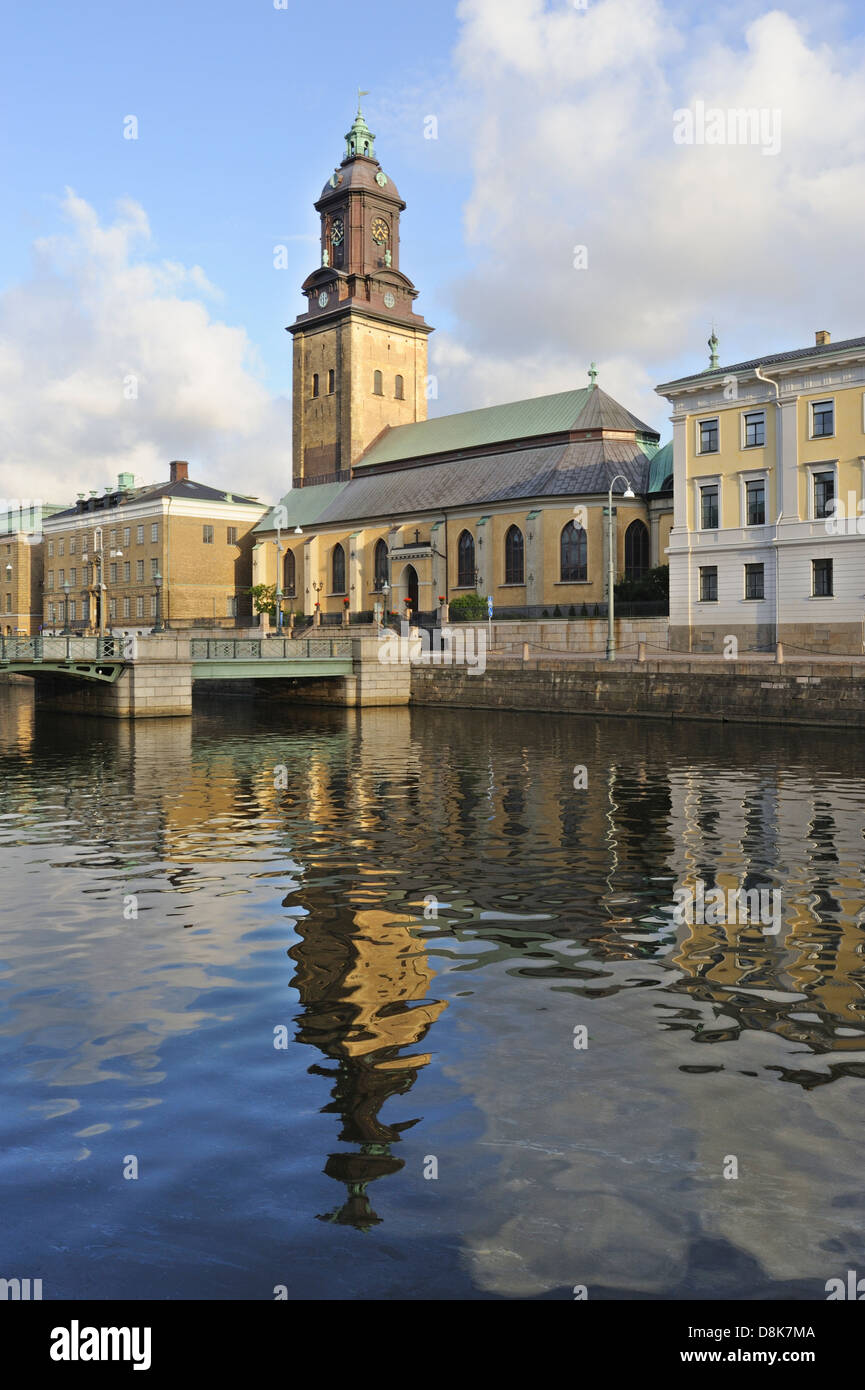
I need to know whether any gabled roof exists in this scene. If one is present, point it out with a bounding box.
[286,437,654,528]
[657,335,865,392]
[356,384,659,469]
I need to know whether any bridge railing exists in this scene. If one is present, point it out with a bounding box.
[189,637,353,661]
[0,636,123,663]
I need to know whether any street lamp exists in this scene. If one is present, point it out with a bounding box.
[606,474,635,661]
[61,581,72,635]
[151,570,164,633]
[381,579,390,626]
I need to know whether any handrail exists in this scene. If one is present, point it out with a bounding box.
[189,637,352,660]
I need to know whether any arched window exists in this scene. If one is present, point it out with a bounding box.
[457,530,475,587]
[560,521,587,582]
[504,525,524,585]
[374,538,389,591]
[283,549,295,595]
[312,373,319,398]
[332,543,346,594]
[624,520,650,581]
[394,374,404,400]
[373,370,383,396]
[363,140,370,156]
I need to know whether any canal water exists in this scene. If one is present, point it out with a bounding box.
[1,684,864,1300]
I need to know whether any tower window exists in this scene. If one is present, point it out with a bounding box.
[373,370,383,396]
[312,373,319,398]
[328,369,335,394]
[395,374,404,400]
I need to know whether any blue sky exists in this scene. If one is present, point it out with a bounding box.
[2,0,864,501]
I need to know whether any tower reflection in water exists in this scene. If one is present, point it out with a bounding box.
[288,901,446,1230]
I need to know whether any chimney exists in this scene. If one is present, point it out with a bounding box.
[170,460,189,482]
[816,330,831,346]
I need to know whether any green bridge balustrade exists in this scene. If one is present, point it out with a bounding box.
[0,635,125,682]
[189,637,353,661]
[0,629,408,716]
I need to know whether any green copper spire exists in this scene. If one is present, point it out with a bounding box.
[708,327,719,370]
[345,93,375,160]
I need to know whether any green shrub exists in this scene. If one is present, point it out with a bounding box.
[580,602,588,617]
[542,609,549,618]
[449,592,488,621]
[553,604,562,617]
[568,604,576,618]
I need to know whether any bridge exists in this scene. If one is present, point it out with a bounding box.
[0,631,407,718]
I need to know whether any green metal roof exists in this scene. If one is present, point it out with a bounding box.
[254,481,350,534]
[648,439,673,493]
[356,385,658,468]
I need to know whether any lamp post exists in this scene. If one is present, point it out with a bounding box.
[274,522,283,633]
[61,581,72,635]
[606,474,635,661]
[151,570,164,633]
[381,579,390,627]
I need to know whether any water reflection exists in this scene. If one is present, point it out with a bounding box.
[290,903,446,1229]
[0,683,864,1297]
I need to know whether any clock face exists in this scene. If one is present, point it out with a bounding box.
[330,218,344,246]
[375,170,388,186]
[371,216,389,245]
[318,290,329,307]
[383,291,395,308]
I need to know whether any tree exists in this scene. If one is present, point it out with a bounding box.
[248,584,277,616]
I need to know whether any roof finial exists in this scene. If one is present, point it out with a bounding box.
[357,87,370,116]
[588,361,598,387]
[708,325,719,370]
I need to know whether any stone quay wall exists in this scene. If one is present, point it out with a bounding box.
[410,656,865,729]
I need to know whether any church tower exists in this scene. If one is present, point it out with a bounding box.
[288,104,433,487]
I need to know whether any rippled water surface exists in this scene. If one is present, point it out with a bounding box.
[1,684,864,1300]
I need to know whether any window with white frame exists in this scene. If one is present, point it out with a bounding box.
[698,417,719,454]
[699,566,718,602]
[813,469,835,520]
[123,596,130,618]
[136,525,144,544]
[123,561,130,582]
[743,410,765,448]
[744,563,764,600]
[151,523,159,543]
[700,483,719,529]
[136,559,144,581]
[745,478,766,526]
[123,527,130,546]
[136,596,144,618]
[226,594,238,617]
[811,399,834,438]
[812,558,833,597]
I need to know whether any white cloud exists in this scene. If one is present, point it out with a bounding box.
[0,190,290,505]
[431,0,865,435]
